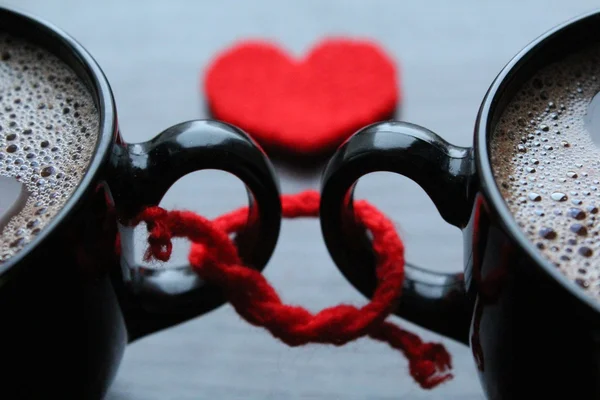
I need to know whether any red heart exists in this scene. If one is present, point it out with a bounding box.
[203,38,399,156]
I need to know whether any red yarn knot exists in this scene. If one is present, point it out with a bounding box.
[135,207,172,262]
[135,190,453,390]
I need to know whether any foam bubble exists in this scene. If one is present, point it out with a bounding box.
[491,44,600,302]
[0,33,98,262]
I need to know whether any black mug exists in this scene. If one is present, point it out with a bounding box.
[0,7,282,399]
[319,10,600,399]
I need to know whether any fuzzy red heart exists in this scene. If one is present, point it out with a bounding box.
[203,38,399,156]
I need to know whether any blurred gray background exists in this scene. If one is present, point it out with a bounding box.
[3,1,599,399]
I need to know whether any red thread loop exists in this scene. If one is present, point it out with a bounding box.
[135,190,453,389]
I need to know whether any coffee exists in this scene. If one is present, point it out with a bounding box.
[491,43,600,302]
[0,32,98,262]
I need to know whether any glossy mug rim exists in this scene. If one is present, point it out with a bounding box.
[476,9,600,316]
[0,6,117,278]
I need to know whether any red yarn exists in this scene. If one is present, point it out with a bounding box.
[203,38,399,156]
[134,190,452,389]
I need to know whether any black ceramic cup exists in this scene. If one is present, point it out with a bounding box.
[0,6,282,400]
[319,11,600,400]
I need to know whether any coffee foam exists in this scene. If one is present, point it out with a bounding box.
[491,43,600,302]
[0,33,99,262]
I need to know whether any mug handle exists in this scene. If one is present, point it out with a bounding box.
[108,119,281,341]
[319,121,475,344]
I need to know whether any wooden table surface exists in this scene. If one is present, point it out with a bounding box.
[5,1,599,399]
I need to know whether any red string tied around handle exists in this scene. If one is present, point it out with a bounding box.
[134,190,453,390]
